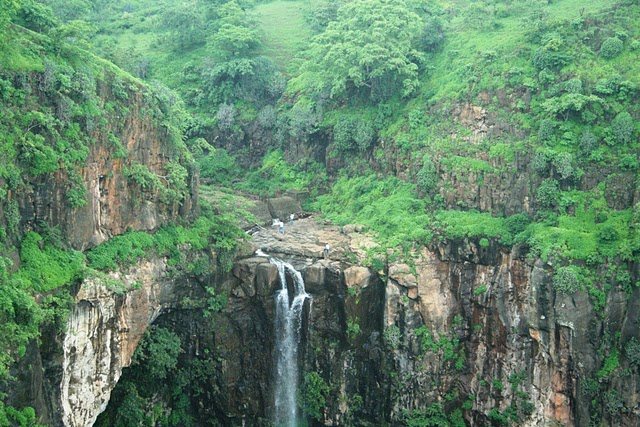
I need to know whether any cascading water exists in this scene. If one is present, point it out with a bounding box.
[270,258,311,427]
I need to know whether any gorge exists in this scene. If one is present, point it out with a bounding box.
[1,0,639,426]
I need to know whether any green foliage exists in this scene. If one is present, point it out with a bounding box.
[14,232,85,292]
[416,154,438,195]
[403,402,464,427]
[597,349,620,380]
[610,111,634,145]
[300,0,426,102]
[536,179,560,210]
[435,210,511,245]
[203,287,227,318]
[625,338,640,367]
[600,37,624,59]
[383,324,401,350]
[197,147,238,186]
[0,270,43,379]
[0,402,43,427]
[415,326,465,370]
[552,265,582,294]
[87,231,155,271]
[313,174,431,251]
[238,150,326,197]
[88,209,245,274]
[0,0,20,31]
[299,372,330,420]
[132,326,182,381]
[333,115,375,153]
[473,284,488,296]
[346,319,361,341]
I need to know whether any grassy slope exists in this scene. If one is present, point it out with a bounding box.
[427,0,629,101]
[90,0,207,89]
[312,0,639,269]
[253,0,313,74]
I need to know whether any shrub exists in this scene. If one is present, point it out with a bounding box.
[579,130,598,154]
[564,78,583,93]
[333,116,374,153]
[610,111,634,145]
[299,372,330,421]
[553,265,581,294]
[626,338,640,366]
[505,213,531,237]
[216,103,235,131]
[597,224,619,243]
[532,150,549,175]
[536,179,560,209]
[314,174,431,250]
[198,148,238,185]
[538,119,556,143]
[132,326,181,381]
[552,152,577,180]
[600,37,624,59]
[416,154,438,194]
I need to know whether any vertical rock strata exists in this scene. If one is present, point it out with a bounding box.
[60,259,177,427]
[18,222,638,426]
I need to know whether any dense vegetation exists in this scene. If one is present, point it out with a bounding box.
[0,0,638,425]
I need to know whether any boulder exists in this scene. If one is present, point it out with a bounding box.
[267,197,301,221]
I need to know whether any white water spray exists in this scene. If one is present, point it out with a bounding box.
[270,258,310,427]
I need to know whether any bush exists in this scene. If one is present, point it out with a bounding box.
[552,152,577,180]
[626,338,640,366]
[536,179,560,209]
[597,224,619,243]
[299,372,330,421]
[333,116,374,153]
[198,148,238,185]
[579,130,598,154]
[532,150,549,175]
[131,326,182,381]
[538,119,556,143]
[600,37,624,59]
[553,265,581,294]
[314,174,431,250]
[610,111,634,145]
[416,154,438,194]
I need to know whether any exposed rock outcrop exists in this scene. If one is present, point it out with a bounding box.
[60,258,180,427]
[15,217,638,426]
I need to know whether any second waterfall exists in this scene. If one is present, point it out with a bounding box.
[271,258,311,427]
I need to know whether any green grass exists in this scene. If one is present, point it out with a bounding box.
[313,174,432,252]
[426,0,619,102]
[253,0,313,73]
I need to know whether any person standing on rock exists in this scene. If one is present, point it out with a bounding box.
[279,220,285,235]
[289,213,295,223]
[323,243,330,259]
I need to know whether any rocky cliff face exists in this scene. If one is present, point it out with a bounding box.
[60,258,179,427]
[185,219,638,425]
[15,218,637,426]
[0,70,197,251]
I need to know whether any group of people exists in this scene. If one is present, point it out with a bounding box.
[273,214,296,235]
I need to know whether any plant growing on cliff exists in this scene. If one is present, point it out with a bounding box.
[299,372,330,421]
[552,265,582,295]
[347,319,361,341]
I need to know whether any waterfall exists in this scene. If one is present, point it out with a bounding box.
[270,258,310,427]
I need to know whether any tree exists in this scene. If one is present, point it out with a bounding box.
[0,0,20,33]
[305,0,425,102]
[610,111,634,145]
[161,2,206,49]
[207,23,260,60]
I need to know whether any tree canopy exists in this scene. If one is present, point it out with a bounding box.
[304,0,425,102]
